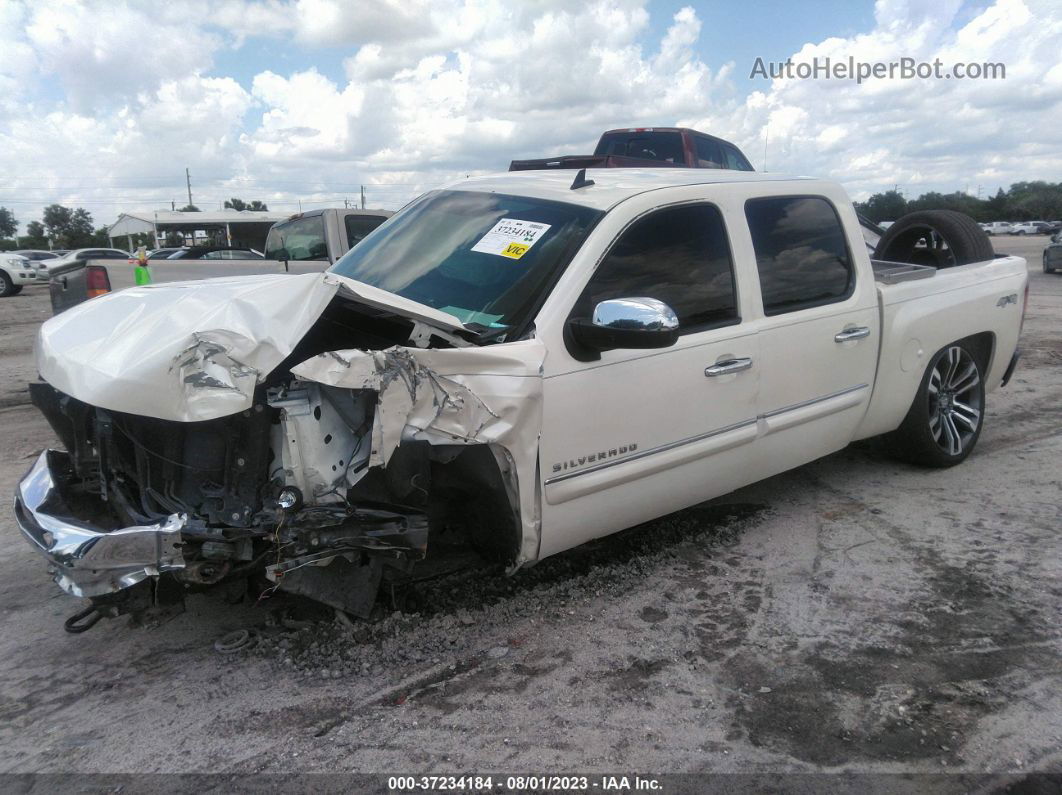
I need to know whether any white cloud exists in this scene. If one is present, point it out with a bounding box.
[1,0,1060,230]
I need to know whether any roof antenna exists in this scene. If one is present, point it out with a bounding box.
[570,168,595,190]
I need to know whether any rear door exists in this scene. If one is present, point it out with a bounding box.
[740,193,879,477]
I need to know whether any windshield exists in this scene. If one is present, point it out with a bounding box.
[329,190,602,334]
[265,214,327,260]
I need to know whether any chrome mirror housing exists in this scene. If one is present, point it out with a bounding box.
[569,296,680,354]
[592,297,679,332]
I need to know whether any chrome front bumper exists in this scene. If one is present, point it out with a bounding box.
[14,450,186,598]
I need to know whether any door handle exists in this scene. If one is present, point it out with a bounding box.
[834,326,871,343]
[705,357,753,377]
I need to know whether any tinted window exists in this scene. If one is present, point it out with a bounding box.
[594,131,686,164]
[577,204,737,331]
[345,215,386,248]
[694,136,724,168]
[265,215,327,260]
[745,196,852,315]
[722,145,754,171]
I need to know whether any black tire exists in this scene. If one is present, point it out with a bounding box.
[873,210,994,268]
[1045,255,1054,274]
[0,272,22,298]
[887,342,985,467]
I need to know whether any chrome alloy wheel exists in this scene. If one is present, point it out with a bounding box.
[928,346,982,456]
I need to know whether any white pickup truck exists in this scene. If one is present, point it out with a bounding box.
[15,169,1027,630]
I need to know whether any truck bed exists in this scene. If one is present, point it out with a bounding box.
[870,259,936,284]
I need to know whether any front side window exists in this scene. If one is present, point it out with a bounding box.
[575,204,738,332]
[745,196,853,315]
[331,190,601,334]
[264,215,327,261]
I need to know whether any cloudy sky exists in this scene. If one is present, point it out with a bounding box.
[1,0,1060,232]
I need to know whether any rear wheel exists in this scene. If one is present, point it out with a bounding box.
[1045,255,1055,274]
[873,210,994,268]
[888,343,985,467]
[0,272,22,297]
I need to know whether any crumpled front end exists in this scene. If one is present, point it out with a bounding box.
[19,280,546,630]
[15,449,186,598]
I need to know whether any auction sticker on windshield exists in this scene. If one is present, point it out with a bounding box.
[471,218,552,259]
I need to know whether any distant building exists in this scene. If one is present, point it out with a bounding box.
[107,209,293,251]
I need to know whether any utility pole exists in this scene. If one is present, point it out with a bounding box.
[171,200,175,211]
[185,168,193,207]
[360,185,366,209]
[762,126,769,172]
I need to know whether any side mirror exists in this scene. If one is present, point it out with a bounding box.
[569,297,679,352]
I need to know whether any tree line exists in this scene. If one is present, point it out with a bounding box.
[0,198,270,251]
[0,204,109,251]
[854,181,1062,224]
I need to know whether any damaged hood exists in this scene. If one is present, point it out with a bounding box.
[35,271,467,422]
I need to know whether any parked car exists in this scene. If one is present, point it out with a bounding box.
[49,210,395,315]
[12,249,61,261]
[16,169,1027,630]
[146,247,187,260]
[10,249,61,283]
[0,253,37,296]
[510,127,755,172]
[1043,238,1062,273]
[1010,221,1052,235]
[47,248,131,266]
[263,208,393,262]
[164,246,264,260]
[982,221,1013,235]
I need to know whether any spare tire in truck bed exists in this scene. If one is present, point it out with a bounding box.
[873,210,994,268]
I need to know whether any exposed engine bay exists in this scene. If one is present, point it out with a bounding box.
[18,275,544,630]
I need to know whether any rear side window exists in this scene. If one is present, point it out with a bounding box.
[577,204,738,331]
[722,145,754,171]
[694,136,724,168]
[344,215,385,248]
[745,196,853,315]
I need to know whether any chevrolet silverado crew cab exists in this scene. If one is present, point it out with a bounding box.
[16,169,1027,631]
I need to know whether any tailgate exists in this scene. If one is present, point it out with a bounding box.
[48,260,92,314]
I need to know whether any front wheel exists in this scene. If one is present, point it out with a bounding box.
[887,343,985,467]
[0,272,22,298]
[1045,255,1054,274]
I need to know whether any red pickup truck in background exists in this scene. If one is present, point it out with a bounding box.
[509,127,756,172]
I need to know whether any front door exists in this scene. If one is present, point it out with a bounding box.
[537,202,760,558]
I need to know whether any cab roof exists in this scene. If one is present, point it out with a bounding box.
[443,168,819,212]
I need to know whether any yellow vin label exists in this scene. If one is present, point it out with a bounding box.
[501,242,530,259]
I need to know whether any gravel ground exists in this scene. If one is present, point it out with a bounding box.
[0,236,1058,787]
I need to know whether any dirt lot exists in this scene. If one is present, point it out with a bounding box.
[0,236,1059,786]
